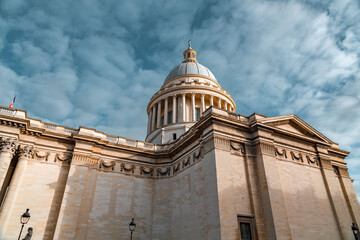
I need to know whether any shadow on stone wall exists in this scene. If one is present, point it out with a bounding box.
[44,162,70,240]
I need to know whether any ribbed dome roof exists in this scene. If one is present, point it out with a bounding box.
[164,62,217,83]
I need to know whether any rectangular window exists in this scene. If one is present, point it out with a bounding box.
[173,133,177,140]
[240,222,252,240]
[168,111,173,124]
[238,214,256,240]
[195,107,201,121]
[161,116,164,127]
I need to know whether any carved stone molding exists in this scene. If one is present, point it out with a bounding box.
[274,147,320,168]
[0,137,18,154]
[140,166,154,176]
[258,143,274,155]
[99,160,115,170]
[193,149,201,162]
[214,137,230,150]
[290,151,303,162]
[230,141,245,155]
[157,167,171,176]
[19,145,34,159]
[306,155,320,166]
[120,163,135,173]
[173,162,180,174]
[275,148,287,158]
[33,149,50,161]
[20,129,41,136]
[182,156,191,168]
[55,153,72,164]
[72,154,98,166]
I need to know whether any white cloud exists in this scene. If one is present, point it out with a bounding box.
[0,0,360,198]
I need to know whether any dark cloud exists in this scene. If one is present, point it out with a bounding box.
[0,0,360,198]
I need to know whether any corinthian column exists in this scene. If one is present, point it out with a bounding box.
[0,137,17,188]
[210,95,214,106]
[218,98,222,108]
[191,93,196,121]
[182,94,186,122]
[0,145,33,239]
[164,98,168,125]
[147,110,153,134]
[201,94,205,115]
[151,106,156,131]
[173,96,177,123]
[157,101,162,128]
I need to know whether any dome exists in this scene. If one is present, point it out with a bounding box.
[164,62,217,83]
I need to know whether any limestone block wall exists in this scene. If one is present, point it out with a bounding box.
[276,159,342,239]
[151,148,221,240]
[214,141,253,240]
[53,164,154,240]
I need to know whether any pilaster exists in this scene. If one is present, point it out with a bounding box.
[254,140,292,239]
[0,137,18,189]
[317,144,353,240]
[0,144,33,239]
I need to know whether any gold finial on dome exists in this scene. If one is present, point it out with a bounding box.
[183,39,198,63]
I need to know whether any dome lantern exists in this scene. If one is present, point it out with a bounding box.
[183,39,198,63]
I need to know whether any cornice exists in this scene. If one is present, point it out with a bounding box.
[252,122,332,147]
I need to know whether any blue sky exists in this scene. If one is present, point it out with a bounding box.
[0,0,360,198]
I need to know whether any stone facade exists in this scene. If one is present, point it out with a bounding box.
[0,106,359,240]
[0,45,359,239]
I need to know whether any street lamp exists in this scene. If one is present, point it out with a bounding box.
[129,218,136,240]
[352,223,359,240]
[18,208,31,240]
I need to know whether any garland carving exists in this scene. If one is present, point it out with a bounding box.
[182,156,191,168]
[120,163,135,173]
[140,166,153,176]
[157,167,171,176]
[290,151,303,162]
[275,148,287,158]
[99,160,115,170]
[55,153,72,163]
[33,149,50,161]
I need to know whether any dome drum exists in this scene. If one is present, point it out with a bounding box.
[145,44,236,144]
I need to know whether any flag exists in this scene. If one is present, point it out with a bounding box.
[9,96,16,109]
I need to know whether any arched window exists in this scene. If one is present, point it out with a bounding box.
[187,53,190,58]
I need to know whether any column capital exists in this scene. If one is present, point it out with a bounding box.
[0,137,18,154]
[19,145,34,159]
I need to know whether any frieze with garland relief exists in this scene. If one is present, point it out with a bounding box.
[94,145,204,179]
[99,159,116,171]
[275,147,320,167]
[33,149,50,161]
[26,144,206,179]
[257,143,275,155]
[214,137,230,151]
[120,163,135,174]
[54,153,72,165]
[230,141,245,156]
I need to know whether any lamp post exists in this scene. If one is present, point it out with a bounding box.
[129,218,136,240]
[18,208,31,240]
[352,223,359,240]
